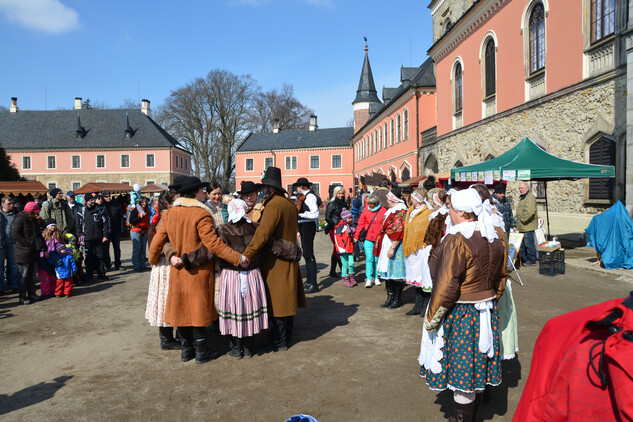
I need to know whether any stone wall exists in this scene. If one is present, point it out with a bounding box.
[431,0,478,43]
[25,171,174,192]
[420,75,624,234]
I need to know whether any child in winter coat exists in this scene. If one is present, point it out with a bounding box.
[65,233,84,284]
[334,208,357,287]
[51,244,77,297]
[39,219,64,297]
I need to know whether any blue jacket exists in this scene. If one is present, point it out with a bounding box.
[50,252,78,279]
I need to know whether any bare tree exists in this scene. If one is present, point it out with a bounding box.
[119,98,141,109]
[157,69,258,186]
[250,83,314,133]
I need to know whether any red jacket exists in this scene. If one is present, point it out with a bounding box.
[333,221,354,254]
[513,294,633,422]
[355,205,386,242]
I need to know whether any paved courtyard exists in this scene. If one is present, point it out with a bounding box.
[1,233,631,421]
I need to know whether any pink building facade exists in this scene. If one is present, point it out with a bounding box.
[1,97,191,193]
[235,124,354,199]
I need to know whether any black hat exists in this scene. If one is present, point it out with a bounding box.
[422,175,437,190]
[237,181,261,195]
[261,167,287,193]
[494,183,506,194]
[101,190,111,196]
[168,175,187,191]
[49,187,62,198]
[175,176,207,195]
[294,177,312,188]
[45,218,57,228]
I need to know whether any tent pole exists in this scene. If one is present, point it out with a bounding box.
[545,181,550,241]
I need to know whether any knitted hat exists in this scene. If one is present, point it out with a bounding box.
[45,219,57,229]
[24,201,40,212]
[55,243,66,253]
[494,183,506,194]
[49,187,62,198]
[340,208,352,220]
[133,183,142,192]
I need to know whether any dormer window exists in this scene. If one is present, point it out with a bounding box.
[125,113,134,138]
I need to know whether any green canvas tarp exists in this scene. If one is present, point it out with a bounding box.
[450,137,615,181]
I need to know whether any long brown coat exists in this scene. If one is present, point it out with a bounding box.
[149,197,241,327]
[243,192,306,317]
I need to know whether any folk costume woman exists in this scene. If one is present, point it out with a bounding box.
[470,184,517,361]
[215,199,270,359]
[420,188,505,422]
[354,194,385,288]
[145,191,181,351]
[402,188,434,316]
[375,190,407,309]
[149,176,245,365]
[424,188,450,290]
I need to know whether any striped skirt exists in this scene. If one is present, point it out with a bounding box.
[145,256,171,327]
[218,268,269,338]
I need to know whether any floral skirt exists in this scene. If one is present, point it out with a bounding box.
[420,302,502,393]
[145,257,171,327]
[218,268,269,338]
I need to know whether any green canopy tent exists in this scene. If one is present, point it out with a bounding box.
[450,137,615,238]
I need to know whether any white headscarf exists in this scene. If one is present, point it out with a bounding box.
[227,198,250,224]
[386,191,404,204]
[450,189,498,242]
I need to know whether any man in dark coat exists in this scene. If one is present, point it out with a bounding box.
[101,191,123,270]
[82,194,111,280]
[294,177,320,294]
[243,167,307,351]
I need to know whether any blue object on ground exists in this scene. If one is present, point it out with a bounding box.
[585,201,633,269]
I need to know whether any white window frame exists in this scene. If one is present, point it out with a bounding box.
[331,154,342,169]
[175,156,179,168]
[48,182,57,190]
[264,157,274,169]
[285,156,297,170]
[96,154,106,169]
[121,154,130,168]
[71,181,82,191]
[311,182,321,196]
[309,155,320,169]
[120,180,130,186]
[146,180,155,186]
[71,155,81,169]
[403,109,409,140]
[22,155,31,170]
[397,113,402,143]
[47,155,56,169]
[245,158,254,171]
[145,153,155,168]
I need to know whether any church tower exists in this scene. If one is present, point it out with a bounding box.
[352,43,382,133]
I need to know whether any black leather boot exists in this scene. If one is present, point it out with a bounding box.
[180,338,195,362]
[159,327,180,350]
[389,282,404,308]
[419,291,431,318]
[329,255,339,278]
[405,287,424,315]
[195,338,219,364]
[473,392,484,420]
[380,280,394,308]
[242,337,253,357]
[449,400,476,422]
[227,336,242,359]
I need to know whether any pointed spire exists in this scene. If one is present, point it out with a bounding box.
[353,42,381,105]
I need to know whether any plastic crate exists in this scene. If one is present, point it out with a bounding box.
[539,249,565,276]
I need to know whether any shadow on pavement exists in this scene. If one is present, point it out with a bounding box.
[0,375,73,415]
[75,280,125,295]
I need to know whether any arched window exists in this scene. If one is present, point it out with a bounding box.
[401,167,411,181]
[454,62,463,112]
[484,37,496,97]
[588,137,615,200]
[485,154,495,161]
[403,109,409,139]
[375,129,378,152]
[390,118,395,145]
[397,114,402,143]
[529,3,545,74]
[379,127,383,150]
[591,0,615,43]
[444,19,452,34]
[424,155,439,174]
[371,133,374,155]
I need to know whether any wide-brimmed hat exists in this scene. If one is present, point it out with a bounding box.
[294,177,312,188]
[175,176,207,195]
[261,167,287,193]
[237,181,261,195]
[168,175,187,191]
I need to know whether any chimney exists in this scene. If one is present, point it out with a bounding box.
[74,97,82,110]
[309,115,318,131]
[10,97,18,113]
[141,99,151,117]
[273,118,280,134]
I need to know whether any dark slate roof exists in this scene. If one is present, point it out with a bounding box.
[382,87,398,103]
[0,108,188,152]
[401,67,418,83]
[352,51,382,105]
[237,127,354,152]
[355,57,436,136]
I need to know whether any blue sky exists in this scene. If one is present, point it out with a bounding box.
[0,0,433,128]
